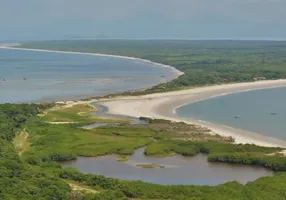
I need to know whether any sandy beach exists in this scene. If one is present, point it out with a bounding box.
[2,45,286,148]
[100,80,286,148]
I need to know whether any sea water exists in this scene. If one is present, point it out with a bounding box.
[176,87,286,140]
[0,48,176,103]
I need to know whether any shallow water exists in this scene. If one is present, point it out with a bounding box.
[176,87,286,141]
[81,122,121,129]
[0,48,176,103]
[62,148,273,186]
[90,102,148,124]
[82,102,148,129]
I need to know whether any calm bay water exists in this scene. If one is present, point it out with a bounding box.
[0,48,175,103]
[176,87,286,141]
[62,148,273,185]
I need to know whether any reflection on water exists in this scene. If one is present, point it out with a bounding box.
[62,148,274,186]
[82,122,121,130]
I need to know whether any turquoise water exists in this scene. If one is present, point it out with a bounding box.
[0,48,175,103]
[176,87,286,140]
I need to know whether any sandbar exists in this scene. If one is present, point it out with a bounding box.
[100,80,286,148]
[2,45,286,148]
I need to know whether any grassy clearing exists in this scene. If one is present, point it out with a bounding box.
[24,121,152,160]
[13,129,30,156]
[16,103,285,172]
[25,111,286,171]
[137,117,234,143]
[42,104,125,124]
[65,180,99,194]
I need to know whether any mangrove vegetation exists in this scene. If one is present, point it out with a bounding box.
[1,102,286,199]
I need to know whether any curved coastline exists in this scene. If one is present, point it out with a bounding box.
[2,45,286,148]
[173,84,286,111]
[0,46,184,79]
[100,80,286,148]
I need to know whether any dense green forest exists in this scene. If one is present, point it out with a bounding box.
[20,40,286,93]
[0,104,71,199]
[1,103,286,199]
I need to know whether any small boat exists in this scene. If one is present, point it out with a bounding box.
[271,112,278,115]
[234,115,240,119]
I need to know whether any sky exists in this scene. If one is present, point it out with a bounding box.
[0,0,285,41]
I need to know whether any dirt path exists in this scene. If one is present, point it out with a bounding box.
[13,129,29,156]
[66,181,98,194]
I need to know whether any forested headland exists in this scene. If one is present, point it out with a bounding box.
[20,40,286,94]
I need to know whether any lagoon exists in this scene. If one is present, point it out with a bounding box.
[62,147,274,186]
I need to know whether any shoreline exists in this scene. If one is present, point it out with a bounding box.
[100,80,286,148]
[2,45,286,148]
[0,45,184,79]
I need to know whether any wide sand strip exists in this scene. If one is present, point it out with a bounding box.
[101,80,286,148]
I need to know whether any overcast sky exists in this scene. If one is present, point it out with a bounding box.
[0,0,285,41]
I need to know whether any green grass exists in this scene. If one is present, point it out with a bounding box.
[116,155,129,162]
[136,163,165,168]
[42,104,125,124]
[13,129,30,155]
[24,116,286,172]
[25,121,152,160]
[25,115,239,162]
[3,103,286,199]
[145,140,282,157]
[65,180,99,194]
[134,117,234,142]
[144,140,286,171]
[26,108,285,171]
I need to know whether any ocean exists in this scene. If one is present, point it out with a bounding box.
[0,48,176,103]
[2,48,285,142]
[176,87,286,141]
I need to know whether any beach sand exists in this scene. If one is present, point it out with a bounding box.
[2,45,286,148]
[100,80,286,148]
